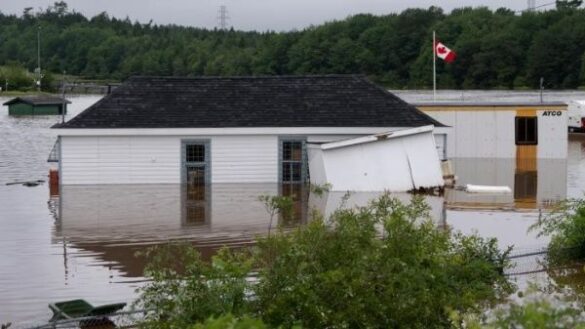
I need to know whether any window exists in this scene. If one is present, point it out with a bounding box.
[183,141,209,186]
[515,117,538,145]
[186,144,205,163]
[281,140,306,183]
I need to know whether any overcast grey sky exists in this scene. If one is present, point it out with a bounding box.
[0,1,539,31]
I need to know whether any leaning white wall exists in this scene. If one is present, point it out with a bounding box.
[60,135,279,185]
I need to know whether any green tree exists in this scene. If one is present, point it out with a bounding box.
[138,195,513,328]
[556,0,583,10]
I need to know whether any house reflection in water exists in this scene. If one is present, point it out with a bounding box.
[52,183,446,277]
[444,158,567,210]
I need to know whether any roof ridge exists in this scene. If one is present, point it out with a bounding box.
[54,75,446,129]
[129,74,367,81]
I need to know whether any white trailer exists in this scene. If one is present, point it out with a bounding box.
[568,100,585,132]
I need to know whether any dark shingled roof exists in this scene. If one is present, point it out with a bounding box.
[54,75,445,129]
[3,96,71,106]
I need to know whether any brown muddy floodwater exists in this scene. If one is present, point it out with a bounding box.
[1,93,585,326]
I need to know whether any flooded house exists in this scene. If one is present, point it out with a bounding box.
[52,75,447,191]
[3,95,70,115]
[415,102,569,209]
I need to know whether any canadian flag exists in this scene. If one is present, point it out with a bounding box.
[435,41,456,63]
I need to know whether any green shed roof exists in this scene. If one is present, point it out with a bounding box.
[3,96,71,106]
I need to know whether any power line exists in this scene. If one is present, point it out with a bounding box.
[517,1,557,13]
[217,5,230,30]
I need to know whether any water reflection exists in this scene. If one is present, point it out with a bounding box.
[52,184,446,278]
[445,158,567,210]
[52,156,568,281]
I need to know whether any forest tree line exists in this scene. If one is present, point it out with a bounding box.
[1,1,585,91]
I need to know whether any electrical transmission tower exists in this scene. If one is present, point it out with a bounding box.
[527,0,536,11]
[217,5,229,30]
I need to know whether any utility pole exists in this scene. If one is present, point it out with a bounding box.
[527,0,536,11]
[217,5,229,30]
[539,77,544,103]
[61,71,66,124]
[37,26,42,92]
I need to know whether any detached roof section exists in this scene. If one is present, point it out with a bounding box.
[3,95,71,106]
[54,75,445,129]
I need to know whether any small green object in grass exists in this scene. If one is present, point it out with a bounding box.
[49,299,126,321]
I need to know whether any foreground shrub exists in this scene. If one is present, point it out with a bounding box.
[533,199,585,265]
[191,314,271,329]
[138,246,253,328]
[453,288,585,329]
[254,195,512,328]
[138,194,513,328]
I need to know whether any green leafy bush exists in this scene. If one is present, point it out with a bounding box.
[453,288,585,329]
[138,194,513,328]
[138,246,254,328]
[533,199,585,265]
[190,314,270,329]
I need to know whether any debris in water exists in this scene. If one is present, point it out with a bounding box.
[5,180,45,187]
[465,184,512,194]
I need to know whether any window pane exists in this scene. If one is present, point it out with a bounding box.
[516,117,537,145]
[187,145,205,162]
[187,165,206,185]
[526,118,536,143]
[283,142,292,161]
[291,163,302,181]
[282,163,291,182]
[282,140,305,183]
[290,142,302,161]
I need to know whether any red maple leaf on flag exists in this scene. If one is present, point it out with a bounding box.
[435,42,456,63]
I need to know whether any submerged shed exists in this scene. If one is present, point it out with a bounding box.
[307,125,444,191]
[3,96,70,115]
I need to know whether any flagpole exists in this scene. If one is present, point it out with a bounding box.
[433,30,436,102]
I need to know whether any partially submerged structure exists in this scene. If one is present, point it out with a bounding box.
[52,75,446,191]
[415,101,569,210]
[3,96,70,115]
[307,126,444,191]
[416,102,568,159]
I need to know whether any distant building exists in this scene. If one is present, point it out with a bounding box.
[416,102,568,210]
[52,75,447,187]
[416,102,568,159]
[3,96,70,115]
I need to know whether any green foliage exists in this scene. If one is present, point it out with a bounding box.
[0,65,33,91]
[454,288,585,329]
[138,194,513,328]
[257,194,295,233]
[190,314,270,329]
[308,183,331,196]
[254,194,512,328]
[2,3,585,89]
[557,0,584,10]
[532,199,585,265]
[137,244,253,328]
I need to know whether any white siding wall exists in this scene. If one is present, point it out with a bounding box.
[537,110,568,159]
[211,135,278,183]
[425,110,566,159]
[61,136,181,185]
[61,135,279,185]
